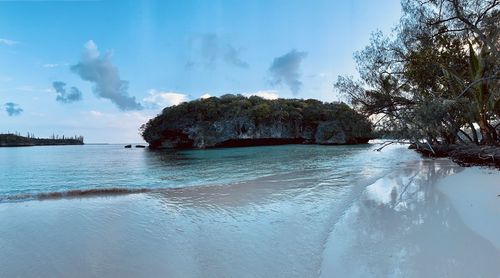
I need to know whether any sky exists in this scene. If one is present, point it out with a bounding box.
[0,0,401,143]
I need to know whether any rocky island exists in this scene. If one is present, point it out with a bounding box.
[141,95,373,149]
[0,133,84,147]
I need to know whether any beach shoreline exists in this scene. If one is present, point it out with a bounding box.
[1,155,499,277]
[320,158,500,277]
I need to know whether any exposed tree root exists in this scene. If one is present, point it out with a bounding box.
[414,144,500,168]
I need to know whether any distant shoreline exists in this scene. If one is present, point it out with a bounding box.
[0,133,84,147]
[0,143,85,147]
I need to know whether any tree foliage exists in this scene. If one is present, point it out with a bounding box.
[140,95,372,144]
[335,0,499,145]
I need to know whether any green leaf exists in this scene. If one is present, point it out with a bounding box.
[468,42,480,79]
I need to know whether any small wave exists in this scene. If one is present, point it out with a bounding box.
[0,188,152,203]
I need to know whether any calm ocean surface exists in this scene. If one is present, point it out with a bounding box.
[2,143,499,277]
[0,143,417,201]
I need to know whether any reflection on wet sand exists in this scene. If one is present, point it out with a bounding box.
[1,156,498,277]
[321,159,500,278]
[148,169,345,209]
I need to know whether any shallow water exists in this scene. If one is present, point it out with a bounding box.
[0,143,411,200]
[1,143,498,277]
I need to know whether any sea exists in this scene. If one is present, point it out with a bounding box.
[1,143,499,277]
[0,143,416,201]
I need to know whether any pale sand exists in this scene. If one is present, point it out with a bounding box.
[437,166,500,249]
[1,158,499,277]
[321,159,500,278]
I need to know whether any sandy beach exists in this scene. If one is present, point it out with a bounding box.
[320,159,500,277]
[2,0,498,276]
[1,157,498,277]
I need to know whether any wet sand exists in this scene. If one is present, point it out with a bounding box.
[0,158,499,277]
[321,160,500,277]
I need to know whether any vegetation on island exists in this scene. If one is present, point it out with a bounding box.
[335,0,499,165]
[141,95,373,148]
[0,133,84,147]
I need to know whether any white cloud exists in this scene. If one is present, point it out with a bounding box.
[307,72,329,79]
[89,110,104,117]
[86,110,151,127]
[143,89,188,108]
[71,40,142,110]
[43,63,60,68]
[198,90,279,100]
[83,40,100,60]
[0,38,19,46]
[13,85,53,93]
[15,85,36,92]
[84,110,155,142]
[42,62,70,68]
[244,90,279,100]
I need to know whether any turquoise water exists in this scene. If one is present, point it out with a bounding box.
[0,143,418,201]
[1,143,498,277]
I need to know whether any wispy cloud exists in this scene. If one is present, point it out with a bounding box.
[143,90,188,108]
[189,33,248,69]
[223,44,248,68]
[42,62,69,68]
[12,85,53,93]
[0,38,19,46]
[85,110,152,131]
[43,63,60,68]
[52,81,83,103]
[200,93,212,99]
[71,40,142,110]
[4,102,23,116]
[244,90,279,100]
[307,72,329,79]
[14,85,37,92]
[200,34,218,67]
[269,49,307,95]
[89,110,104,117]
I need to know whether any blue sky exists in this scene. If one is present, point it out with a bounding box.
[0,0,401,143]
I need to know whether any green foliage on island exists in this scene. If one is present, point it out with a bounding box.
[140,95,373,148]
[335,0,499,146]
[0,133,84,147]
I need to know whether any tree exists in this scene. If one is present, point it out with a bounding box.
[335,0,499,145]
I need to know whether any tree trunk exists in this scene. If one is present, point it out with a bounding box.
[478,113,498,145]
